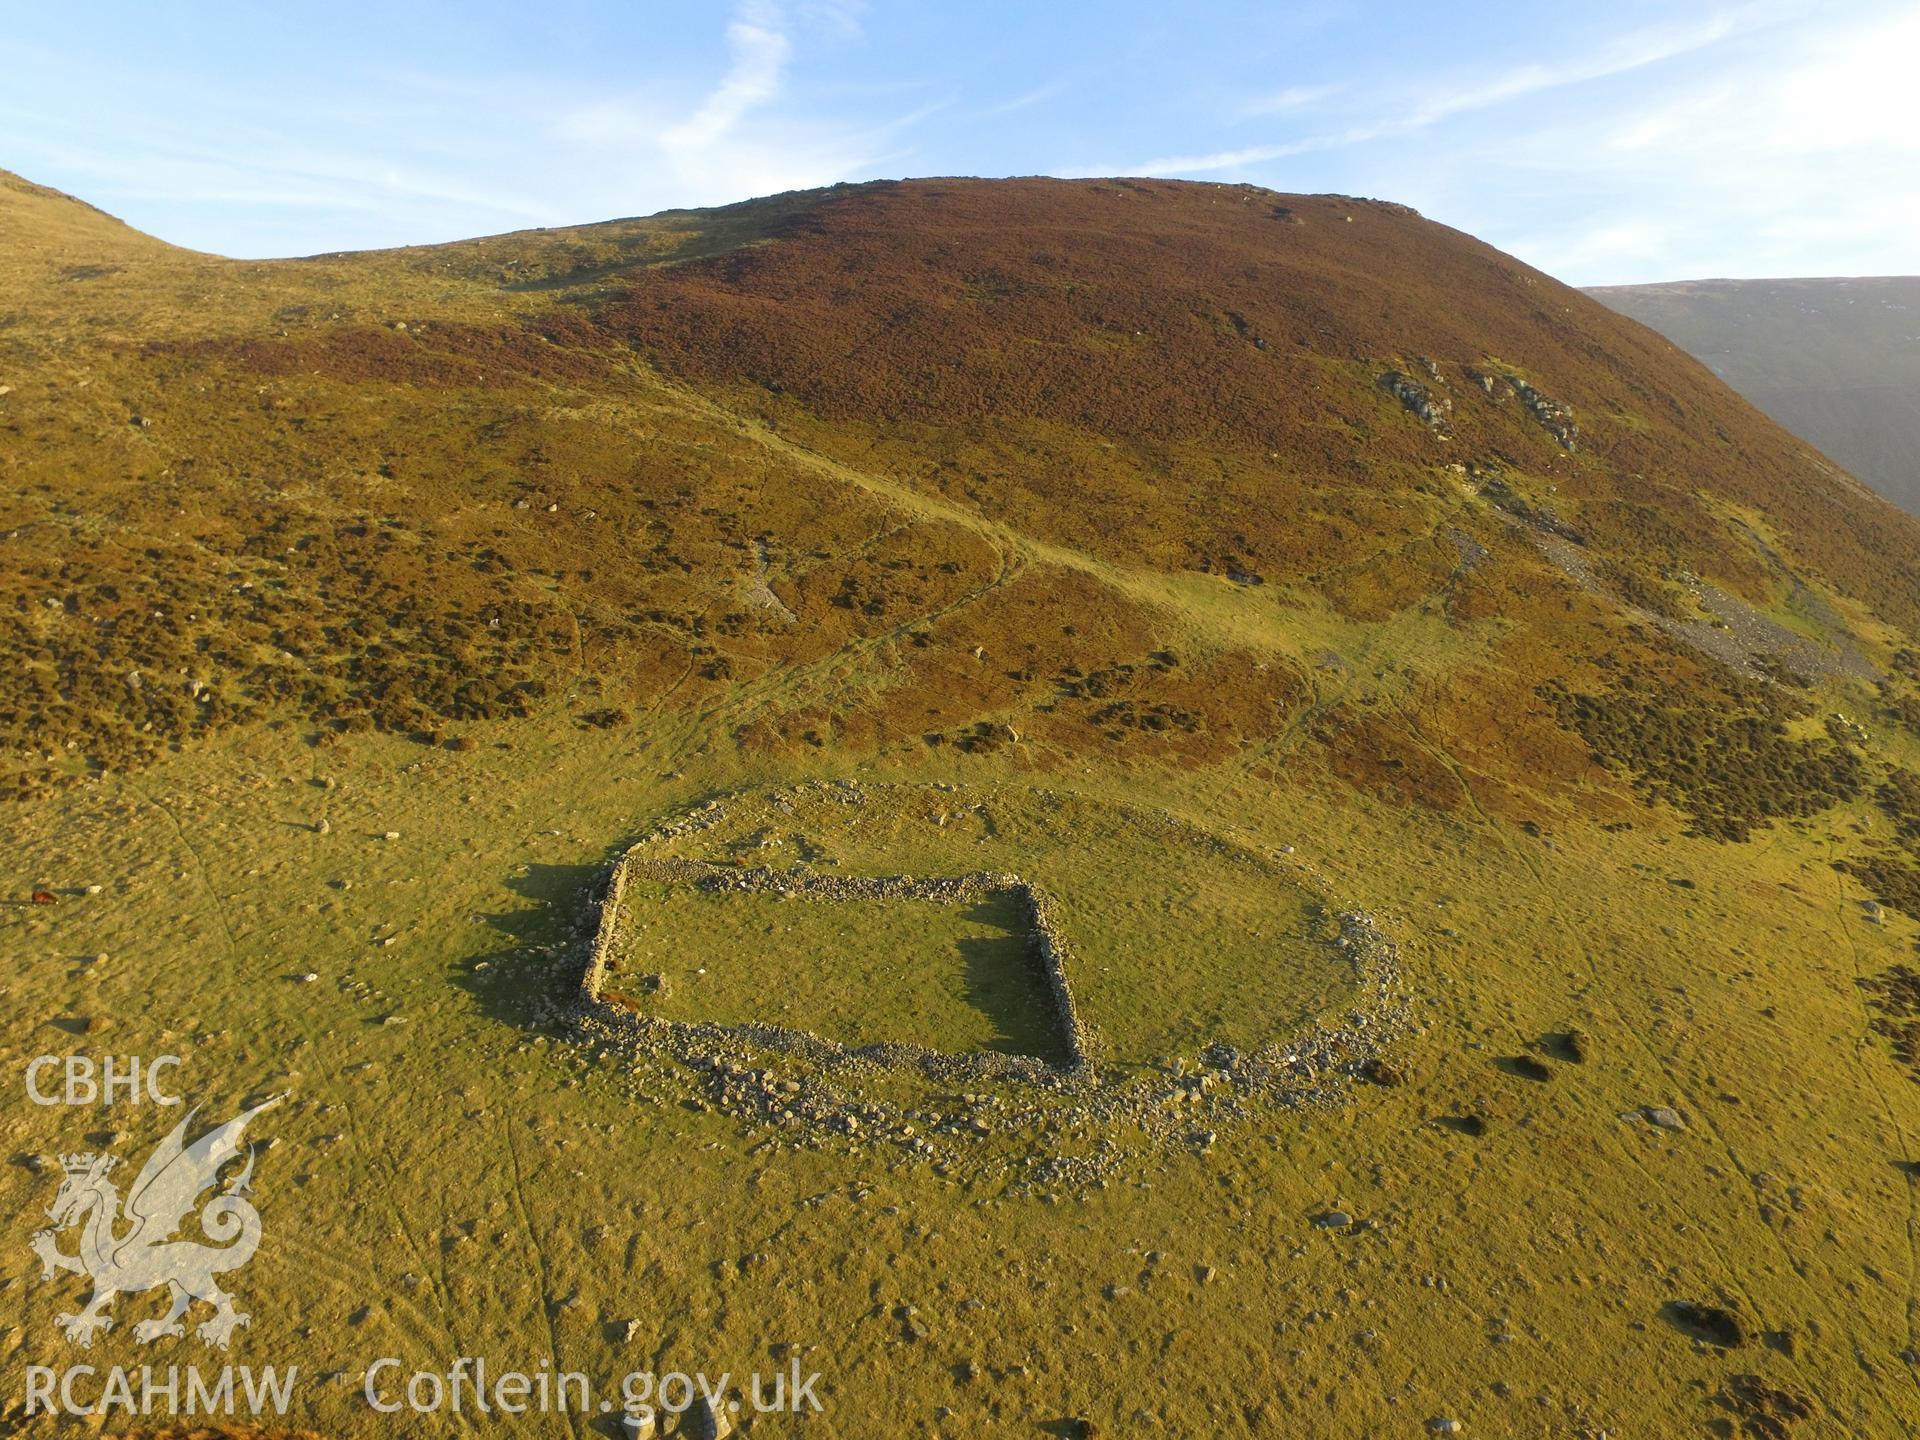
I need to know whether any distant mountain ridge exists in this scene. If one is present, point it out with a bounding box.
[1589,276,1920,515]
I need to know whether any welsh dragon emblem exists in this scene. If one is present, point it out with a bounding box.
[30,1094,284,1349]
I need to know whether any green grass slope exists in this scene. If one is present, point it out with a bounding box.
[3,172,1920,1437]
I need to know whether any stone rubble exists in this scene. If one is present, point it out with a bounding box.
[1504,373,1578,450]
[582,854,1095,1075]
[563,787,1412,1187]
[1379,369,1453,433]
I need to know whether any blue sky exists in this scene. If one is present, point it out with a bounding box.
[4,1,1916,283]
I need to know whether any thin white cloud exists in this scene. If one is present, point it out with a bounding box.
[1114,6,1772,176]
[9,0,1910,282]
[794,0,866,42]
[974,75,1074,119]
[661,0,793,154]
[1401,10,1752,129]
[541,1,955,221]
[1110,139,1322,175]
[1434,3,1920,282]
[1238,82,1340,118]
[0,101,553,255]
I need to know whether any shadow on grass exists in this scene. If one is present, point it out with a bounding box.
[451,818,1077,1068]
[1660,1299,1745,1348]
[452,858,615,1033]
[450,787,746,1035]
[955,895,1072,1067]
[1494,1054,1553,1082]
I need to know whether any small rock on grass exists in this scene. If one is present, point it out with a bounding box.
[1642,1105,1687,1131]
[690,1394,733,1439]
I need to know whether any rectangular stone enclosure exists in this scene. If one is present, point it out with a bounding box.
[582,858,1090,1071]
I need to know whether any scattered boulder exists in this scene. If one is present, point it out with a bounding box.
[687,1394,733,1440]
[895,1303,928,1342]
[1504,374,1577,449]
[1380,370,1452,432]
[1643,1105,1687,1131]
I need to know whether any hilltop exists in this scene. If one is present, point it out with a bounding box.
[6,172,1920,1437]
[6,172,1918,815]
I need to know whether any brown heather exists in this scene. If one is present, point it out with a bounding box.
[6,168,1919,833]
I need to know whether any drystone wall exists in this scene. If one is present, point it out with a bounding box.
[579,855,1094,1076]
